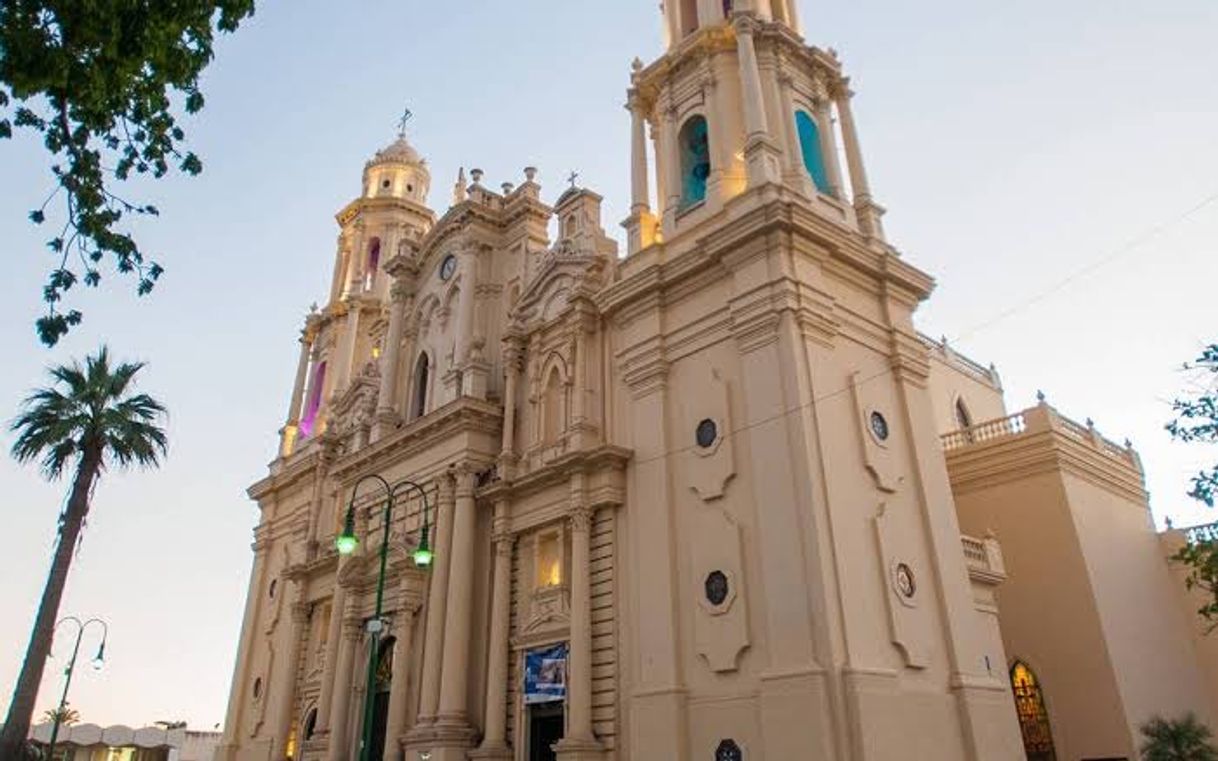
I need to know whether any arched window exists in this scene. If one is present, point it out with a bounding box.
[412,354,430,420]
[1010,661,1057,761]
[365,238,381,290]
[795,111,831,194]
[722,0,733,18]
[955,397,973,430]
[679,115,711,208]
[544,367,564,443]
[302,708,318,741]
[299,361,327,438]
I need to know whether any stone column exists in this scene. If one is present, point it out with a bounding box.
[271,591,309,758]
[373,283,410,442]
[834,80,885,239]
[434,468,478,740]
[414,475,456,725]
[734,13,781,186]
[651,116,668,220]
[629,92,651,215]
[660,102,682,234]
[555,500,601,760]
[774,67,804,188]
[325,612,363,761]
[814,96,844,199]
[335,300,361,392]
[314,569,349,738]
[453,246,478,373]
[384,597,421,761]
[279,324,314,457]
[472,503,513,760]
[499,338,523,479]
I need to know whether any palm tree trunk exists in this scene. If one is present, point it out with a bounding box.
[0,446,101,759]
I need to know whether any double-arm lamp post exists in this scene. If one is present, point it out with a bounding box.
[336,473,434,761]
[47,616,108,757]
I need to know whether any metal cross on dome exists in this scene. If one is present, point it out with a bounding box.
[397,107,413,137]
[567,170,579,188]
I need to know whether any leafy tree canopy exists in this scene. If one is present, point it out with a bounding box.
[1168,344,1218,630]
[0,0,255,345]
[1140,713,1218,761]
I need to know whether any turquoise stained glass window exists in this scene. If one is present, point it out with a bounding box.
[795,110,831,194]
[679,115,711,208]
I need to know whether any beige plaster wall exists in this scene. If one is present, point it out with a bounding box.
[952,467,1132,759]
[1064,476,1216,739]
[922,337,1006,437]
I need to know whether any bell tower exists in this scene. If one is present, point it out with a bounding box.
[624,0,885,254]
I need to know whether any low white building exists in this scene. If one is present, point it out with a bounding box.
[26,723,221,761]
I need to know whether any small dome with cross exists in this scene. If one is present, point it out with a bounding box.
[362,131,431,204]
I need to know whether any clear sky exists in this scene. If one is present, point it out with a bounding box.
[1,0,1216,732]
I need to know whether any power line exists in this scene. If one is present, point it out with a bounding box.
[621,189,1218,470]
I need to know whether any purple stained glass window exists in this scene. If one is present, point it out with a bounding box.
[299,361,327,437]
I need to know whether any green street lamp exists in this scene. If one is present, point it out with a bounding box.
[47,616,108,758]
[335,474,433,761]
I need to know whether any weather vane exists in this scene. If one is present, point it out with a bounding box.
[397,106,413,137]
[567,170,579,188]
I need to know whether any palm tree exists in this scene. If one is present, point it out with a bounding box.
[1141,713,1218,761]
[40,705,79,728]
[0,347,166,759]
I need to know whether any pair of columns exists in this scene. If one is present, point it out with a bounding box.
[475,499,601,761]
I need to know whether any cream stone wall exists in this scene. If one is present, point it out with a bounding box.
[1161,528,1218,723]
[217,7,1217,761]
[948,403,1217,759]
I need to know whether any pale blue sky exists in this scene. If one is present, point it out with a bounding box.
[1,0,1216,731]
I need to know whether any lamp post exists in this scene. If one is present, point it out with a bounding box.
[47,616,107,758]
[336,473,433,761]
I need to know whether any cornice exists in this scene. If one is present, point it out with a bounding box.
[335,195,437,229]
[945,429,1147,504]
[329,396,503,480]
[249,449,323,503]
[479,444,631,507]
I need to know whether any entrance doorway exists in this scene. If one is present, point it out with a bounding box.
[528,702,564,761]
[369,636,396,761]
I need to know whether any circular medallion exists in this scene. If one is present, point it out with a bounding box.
[439,253,457,281]
[869,411,889,441]
[705,570,729,607]
[895,563,916,599]
[716,739,743,761]
[696,418,718,449]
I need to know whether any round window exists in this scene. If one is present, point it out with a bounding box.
[895,563,916,599]
[696,418,718,449]
[716,739,743,761]
[407,184,414,193]
[704,570,729,607]
[440,254,457,281]
[869,411,889,441]
[381,179,391,189]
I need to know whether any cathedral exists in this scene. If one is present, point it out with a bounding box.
[214,3,1218,761]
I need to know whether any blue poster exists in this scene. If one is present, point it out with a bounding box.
[524,643,568,704]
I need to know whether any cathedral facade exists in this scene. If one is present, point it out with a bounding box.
[215,3,1217,761]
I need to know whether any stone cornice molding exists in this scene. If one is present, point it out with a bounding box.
[944,428,1148,504]
[479,444,631,508]
[328,397,503,480]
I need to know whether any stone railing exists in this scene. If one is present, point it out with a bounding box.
[1186,521,1218,544]
[941,411,1027,451]
[941,401,1141,470]
[961,533,1005,583]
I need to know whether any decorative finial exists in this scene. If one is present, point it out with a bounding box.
[631,57,644,72]
[396,106,413,137]
[1086,417,1095,429]
[309,302,318,314]
[501,182,515,194]
[1036,390,1046,403]
[452,167,467,205]
[470,168,484,186]
[524,166,538,183]
[567,170,579,188]
[1166,516,1174,530]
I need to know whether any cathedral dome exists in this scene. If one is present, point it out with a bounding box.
[367,135,423,168]
[362,133,431,203]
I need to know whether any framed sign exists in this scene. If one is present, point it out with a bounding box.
[524,643,568,704]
